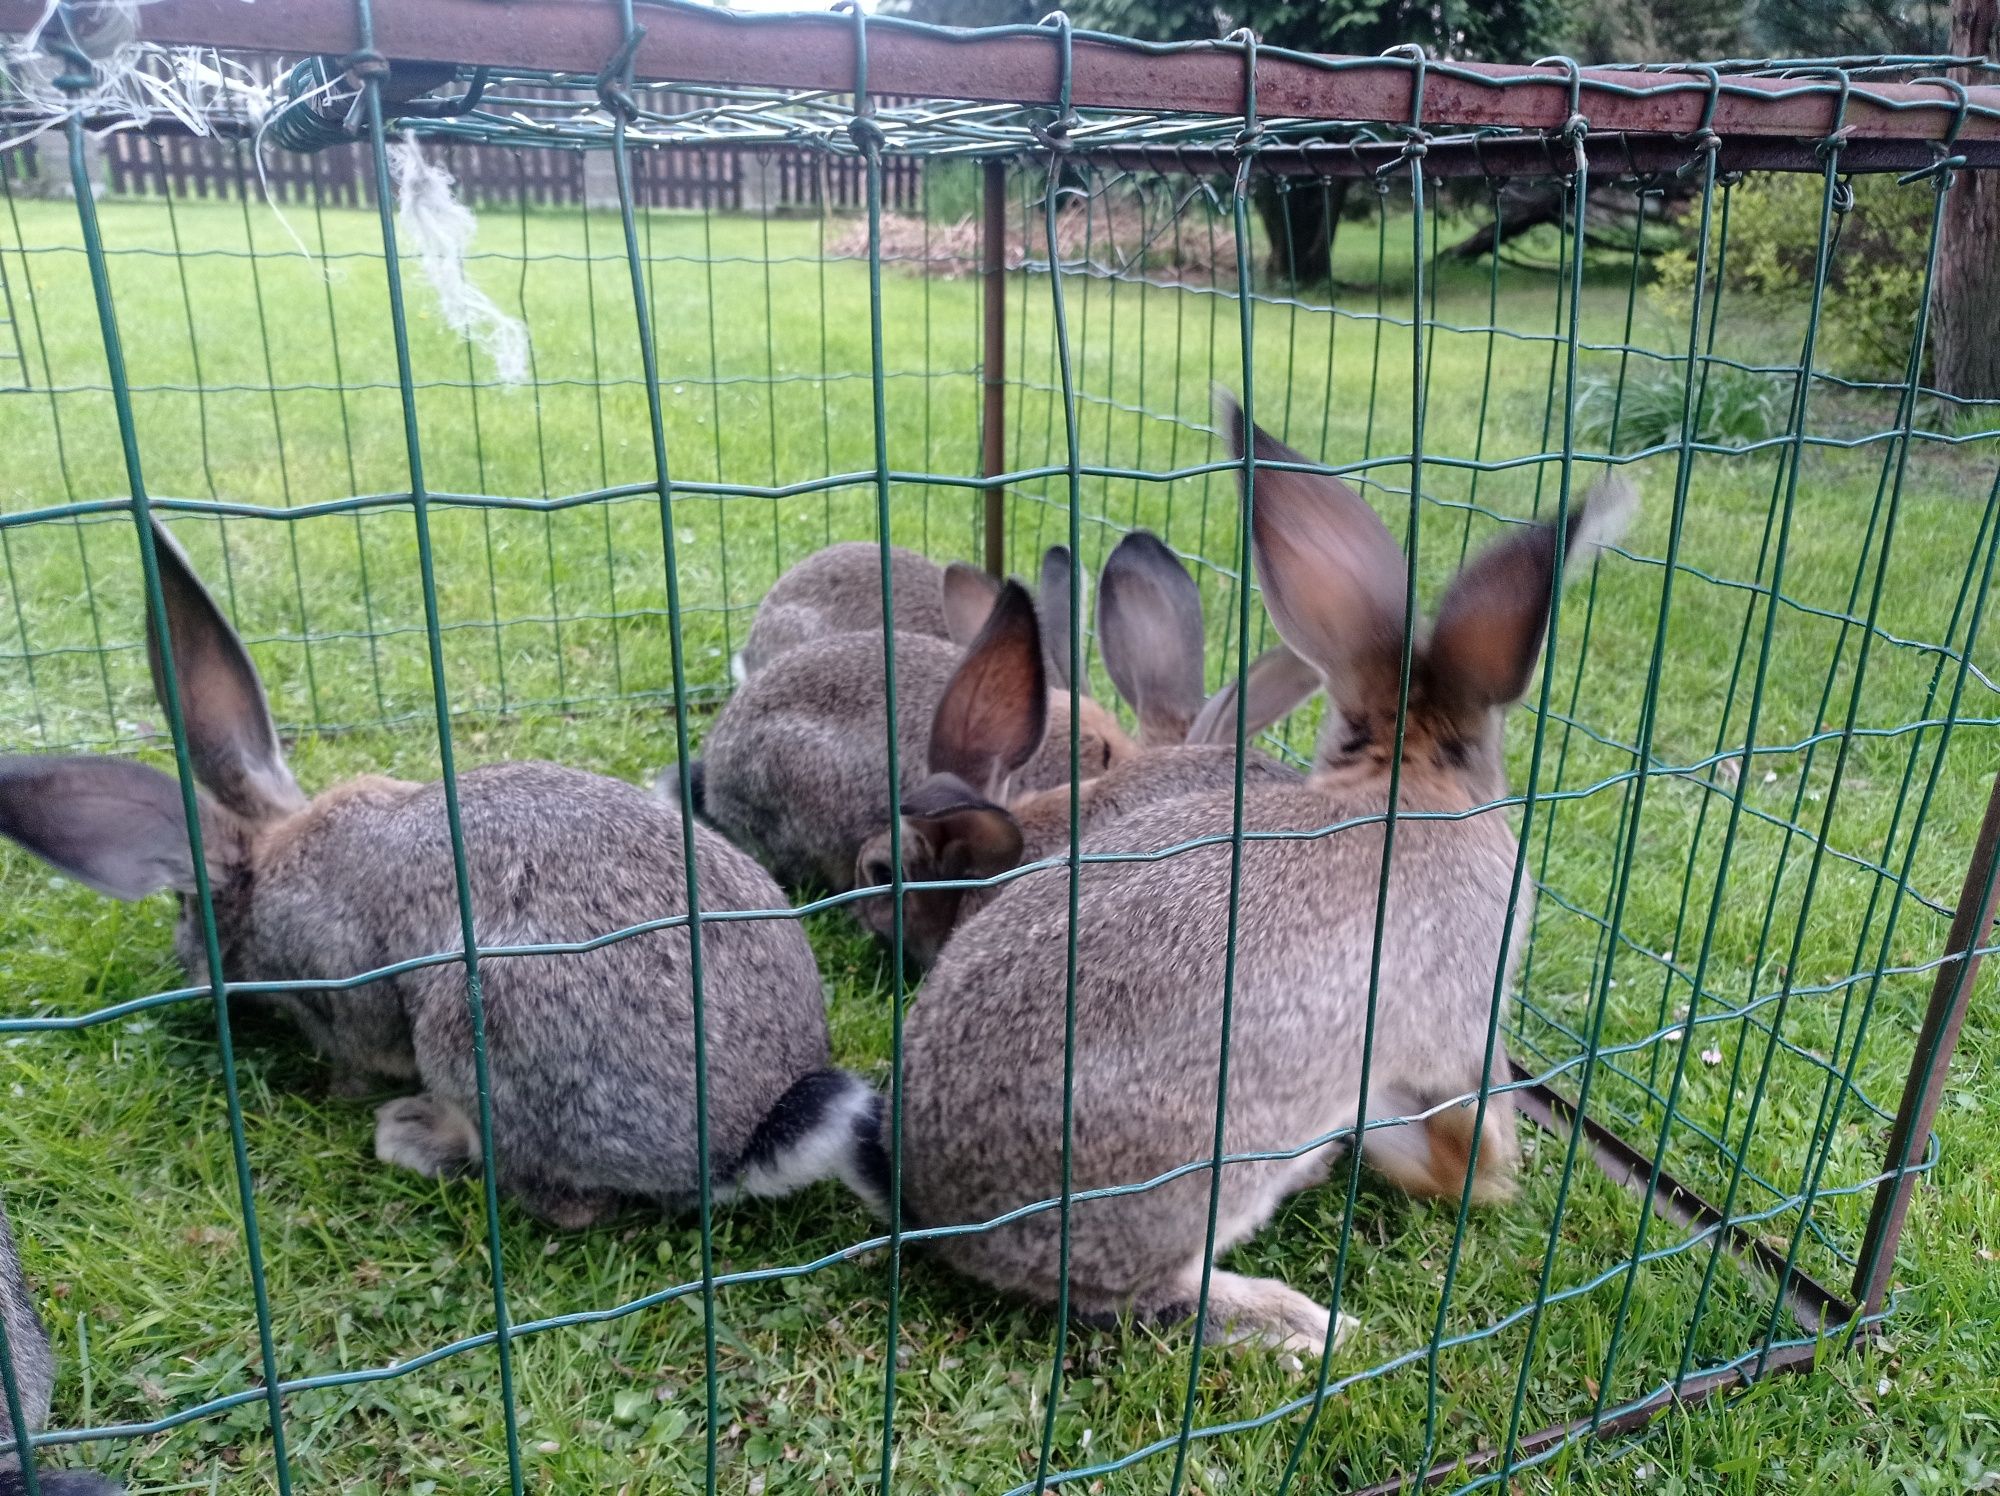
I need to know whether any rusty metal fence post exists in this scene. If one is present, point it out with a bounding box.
[1854,768,2000,1317]
[981,157,1007,577]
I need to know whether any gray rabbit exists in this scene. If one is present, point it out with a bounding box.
[0,522,869,1229]
[736,539,1087,688]
[1,1201,119,1494]
[851,393,1635,1355]
[735,542,987,679]
[852,528,1319,966]
[691,548,1135,903]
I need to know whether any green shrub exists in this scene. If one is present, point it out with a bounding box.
[1574,359,1788,453]
[1649,173,1934,381]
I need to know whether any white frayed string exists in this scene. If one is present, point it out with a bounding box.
[246,63,344,269]
[387,131,530,385]
[0,0,263,155]
[0,0,319,269]
[6,2,527,379]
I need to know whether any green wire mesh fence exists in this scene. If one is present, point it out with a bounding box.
[1,2,1998,1492]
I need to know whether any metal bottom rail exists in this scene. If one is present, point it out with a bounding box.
[1340,1066,1867,1496]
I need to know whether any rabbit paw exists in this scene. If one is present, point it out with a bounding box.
[517,1185,622,1231]
[374,1094,479,1179]
[1182,1269,1358,1364]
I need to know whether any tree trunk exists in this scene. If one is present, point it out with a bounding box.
[1253,178,1350,286]
[1933,0,2000,400]
[1448,182,1567,260]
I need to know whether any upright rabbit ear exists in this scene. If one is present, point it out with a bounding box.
[942,561,1003,648]
[1429,471,1638,712]
[1035,545,1088,691]
[0,756,239,900]
[1217,386,1411,723]
[144,520,304,823]
[1096,530,1207,747]
[927,579,1048,802]
[1186,643,1322,747]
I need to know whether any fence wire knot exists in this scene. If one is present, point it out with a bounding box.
[1561,110,1590,176]
[339,49,390,83]
[40,3,98,93]
[847,113,886,157]
[594,23,646,123]
[1226,26,1263,150]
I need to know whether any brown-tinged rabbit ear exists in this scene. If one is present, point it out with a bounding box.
[1096,530,1207,747]
[1429,471,1638,712]
[853,772,1022,965]
[0,756,240,900]
[942,561,1003,648]
[866,773,1023,888]
[927,579,1047,803]
[1035,545,1088,692]
[1217,386,1411,723]
[1185,643,1322,747]
[143,520,305,823]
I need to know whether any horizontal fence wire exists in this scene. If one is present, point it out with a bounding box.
[0,10,1996,1495]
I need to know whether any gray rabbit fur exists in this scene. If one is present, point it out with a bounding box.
[736,540,1085,687]
[852,392,1636,1355]
[852,529,1320,965]
[737,542,962,679]
[693,549,1135,905]
[1,1202,119,1494]
[0,522,869,1231]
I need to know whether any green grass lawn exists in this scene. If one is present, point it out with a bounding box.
[1,181,1998,1494]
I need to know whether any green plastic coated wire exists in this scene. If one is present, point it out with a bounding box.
[58,104,300,1496]
[351,3,527,1488]
[3,15,1999,1495]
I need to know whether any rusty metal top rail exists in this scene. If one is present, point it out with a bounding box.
[7,0,1999,135]
[3,0,1999,175]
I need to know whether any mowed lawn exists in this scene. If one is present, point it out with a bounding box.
[0,181,1997,1494]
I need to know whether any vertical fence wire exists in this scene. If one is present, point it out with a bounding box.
[1495,128,1720,1487]
[846,12,912,1491]
[1027,28,1089,1485]
[4,32,2000,1496]
[0,1198,43,1494]
[60,107,300,1496]
[352,14,526,1493]
[603,7,723,1490]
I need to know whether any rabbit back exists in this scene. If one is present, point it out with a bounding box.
[895,776,1523,1305]
[740,544,949,677]
[701,632,1115,894]
[255,762,829,1207]
[700,632,962,891]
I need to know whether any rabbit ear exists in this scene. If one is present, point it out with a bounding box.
[1096,530,1207,747]
[144,520,304,823]
[854,772,1021,966]
[0,755,238,900]
[1430,472,1637,711]
[927,580,1047,802]
[1217,386,1411,724]
[898,772,1023,881]
[1035,545,1088,692]
[1185,643,1322,747]
[942,561,1003,648]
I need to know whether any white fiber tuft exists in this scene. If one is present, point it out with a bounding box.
[387,132,530,385]
[1,0,273,157]
[1573,470,1639,559]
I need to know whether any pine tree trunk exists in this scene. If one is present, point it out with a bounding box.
[1933,0,2000,401]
